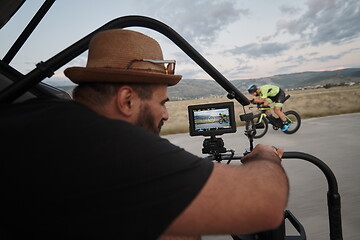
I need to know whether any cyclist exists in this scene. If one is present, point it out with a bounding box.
[247,84,290,131]
[218,113,228,123]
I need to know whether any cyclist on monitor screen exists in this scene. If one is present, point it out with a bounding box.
[247,84,290,131]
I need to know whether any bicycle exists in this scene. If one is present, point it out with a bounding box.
[246,95,301,138]
[219,114,229,124]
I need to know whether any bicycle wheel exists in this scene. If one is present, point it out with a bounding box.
[283,110,301,134]
[246,114,268,139]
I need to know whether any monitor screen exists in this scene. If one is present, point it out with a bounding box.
[188,102,236,136]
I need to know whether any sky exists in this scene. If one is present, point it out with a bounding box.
[0,0,359,86]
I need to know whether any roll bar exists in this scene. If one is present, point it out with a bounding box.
[283,152,343,240]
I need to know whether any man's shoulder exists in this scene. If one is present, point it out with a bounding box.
[1,97,78,110]
[0,97,165,152]
[0,97,131,131]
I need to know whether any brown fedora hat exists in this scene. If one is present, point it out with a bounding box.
[64,29,182,86]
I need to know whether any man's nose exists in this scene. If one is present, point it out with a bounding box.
[163,107,169,121]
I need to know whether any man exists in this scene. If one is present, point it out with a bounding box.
[0,29,289,240]
[247,84,290,131]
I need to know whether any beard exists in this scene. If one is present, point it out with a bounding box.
[135,103,164,135]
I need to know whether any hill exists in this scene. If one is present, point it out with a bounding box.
[51,68,360,99]
[168,68,360,100]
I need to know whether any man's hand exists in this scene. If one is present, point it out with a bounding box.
[241,144,283,164]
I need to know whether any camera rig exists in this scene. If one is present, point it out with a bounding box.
[187,99,259,162]
[0,12,343,240]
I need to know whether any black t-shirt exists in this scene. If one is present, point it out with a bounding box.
[0,98,213,240]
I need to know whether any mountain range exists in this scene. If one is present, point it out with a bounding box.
[168,68,360,100]
[51,68,360,100]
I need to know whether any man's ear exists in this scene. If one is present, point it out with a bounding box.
[115,86,138,117]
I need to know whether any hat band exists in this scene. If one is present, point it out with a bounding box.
[124,59,176,75]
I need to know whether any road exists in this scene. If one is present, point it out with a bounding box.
[165,113,360,240]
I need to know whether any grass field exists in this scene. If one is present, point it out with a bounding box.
[160,85,360,135]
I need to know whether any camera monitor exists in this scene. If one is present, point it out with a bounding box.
[188,102,236,136]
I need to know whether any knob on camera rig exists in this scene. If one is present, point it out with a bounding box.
[202,135,226,155]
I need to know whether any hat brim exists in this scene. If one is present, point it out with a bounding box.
[64,67,182,86]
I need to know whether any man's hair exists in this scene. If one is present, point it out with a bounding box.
[72,83,155,105]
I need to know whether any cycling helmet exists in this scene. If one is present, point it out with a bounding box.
[247,84,258,93]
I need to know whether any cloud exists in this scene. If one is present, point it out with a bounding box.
[279,5,302,15]
[179,67,207,79]
[64,54,88,67]
[137,0,248,46]
[277,47,359,68]
[275,64,299,74]
[276,0,360,45]
[313,47,360,62]
[226,42,291,58]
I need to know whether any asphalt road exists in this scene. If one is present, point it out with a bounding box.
[165,113,360,240]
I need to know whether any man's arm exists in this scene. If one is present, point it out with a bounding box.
[163,144,289,236]
[248,96,266,104]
